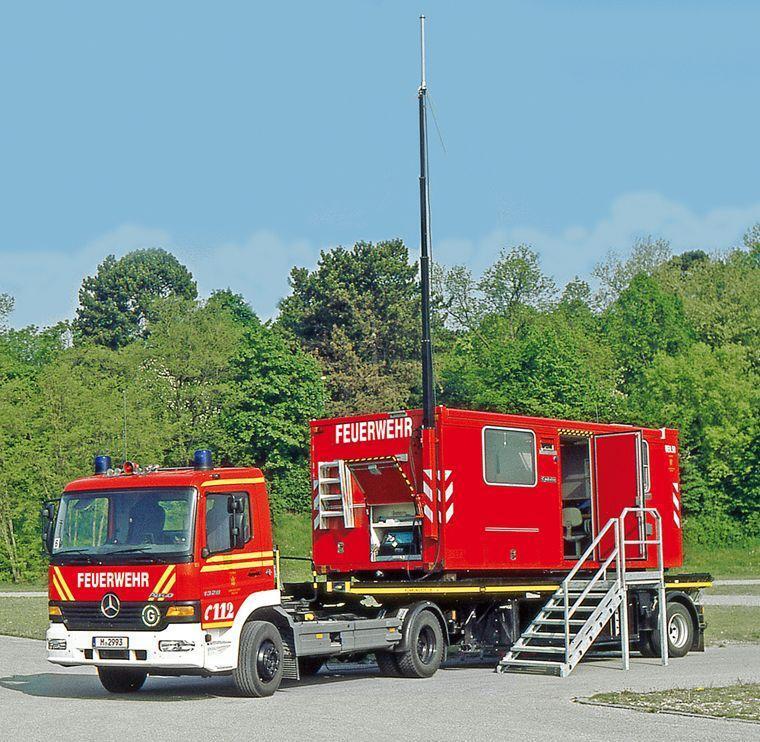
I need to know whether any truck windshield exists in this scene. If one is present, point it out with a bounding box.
[51,487,196,562]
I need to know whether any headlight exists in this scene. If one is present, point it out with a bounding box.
[48,639,67,651]
[49,605,64,623]
[159,640,195,652]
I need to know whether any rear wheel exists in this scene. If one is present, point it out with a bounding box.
[396,611,444,679]
[375,650,401,677]
[97,667,147,693]
[650,602,695,659]
[233,621,284,697]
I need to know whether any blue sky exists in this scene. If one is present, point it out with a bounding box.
[1,1,759,328]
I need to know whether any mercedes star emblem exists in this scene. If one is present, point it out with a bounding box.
[100,592,120,619]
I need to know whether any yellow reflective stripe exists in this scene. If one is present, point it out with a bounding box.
[157,573,176,601]
[148,565,175,601]
[203,620,234,629]
[53,567,74,601]
[200,559,274,573]
[206,551,274,563]
[201,478,265,488]
[331,580,714,597]
[51,573,70,602]
[483,585,559,593]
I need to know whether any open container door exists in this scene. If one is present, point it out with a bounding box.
[347,458,422,563]
[594,431,646,561]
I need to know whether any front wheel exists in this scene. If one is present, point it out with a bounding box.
[233,621,284,697]
[650,602,695,659]
[97,667,147,693]
[396,611,444,679]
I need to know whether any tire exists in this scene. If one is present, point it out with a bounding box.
[396,611,444,679]
[97,667,147,693]
[375,650,402,677]
[650,601,695,659]
[298,656,324,677]
[233,621,284,697]
[637,632,657,658]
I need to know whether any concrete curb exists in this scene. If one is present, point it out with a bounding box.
[574,697,760,725]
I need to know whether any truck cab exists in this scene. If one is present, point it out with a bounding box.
[44,453,285,690]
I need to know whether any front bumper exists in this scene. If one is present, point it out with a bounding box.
[46,622,218,672]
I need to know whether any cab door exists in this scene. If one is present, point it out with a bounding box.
[199,486,275,630]
[594,431,645,561]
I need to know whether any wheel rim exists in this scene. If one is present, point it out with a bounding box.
[416,625,437,665]
[256,639,280,682]
[668,613,689,648]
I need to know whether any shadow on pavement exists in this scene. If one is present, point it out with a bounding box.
[0,664,389,701]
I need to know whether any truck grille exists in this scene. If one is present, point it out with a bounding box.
[59,602,162,631]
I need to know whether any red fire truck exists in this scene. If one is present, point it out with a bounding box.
[42,18,711,696]
[42,423,710,696]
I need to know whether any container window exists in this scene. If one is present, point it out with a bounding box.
[483,428,537,486]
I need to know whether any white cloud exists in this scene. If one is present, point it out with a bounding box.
[2,191,759,328]
[436,191,760,283]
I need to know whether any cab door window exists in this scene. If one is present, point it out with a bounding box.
[205,492,251,554]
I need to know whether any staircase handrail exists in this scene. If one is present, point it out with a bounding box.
[618,506,667,667]
[562,516,621,663]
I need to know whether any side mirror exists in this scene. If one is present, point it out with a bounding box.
[41,501,57,555]
[228,494,246,550]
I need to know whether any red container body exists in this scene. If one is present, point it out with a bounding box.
[311,406,683,577]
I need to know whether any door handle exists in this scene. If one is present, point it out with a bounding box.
[247,570,262,577]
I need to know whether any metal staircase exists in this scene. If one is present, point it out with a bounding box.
[314,460,356,529]
[498,507,668,677]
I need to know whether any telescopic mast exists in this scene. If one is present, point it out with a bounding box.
[418,14,435,430]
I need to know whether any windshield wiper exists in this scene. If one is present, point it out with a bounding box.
[52,548,98,563]
[101,547,170,563]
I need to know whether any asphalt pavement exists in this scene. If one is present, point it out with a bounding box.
[1,635,758,741]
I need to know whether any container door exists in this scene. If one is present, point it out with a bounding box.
[594,431,645,560]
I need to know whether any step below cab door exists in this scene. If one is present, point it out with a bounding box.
[199,483,275,631]
[594,431,646,561]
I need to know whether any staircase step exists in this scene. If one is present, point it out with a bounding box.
[567,580,615,588]
[498,658,566,676]
[624,572,663,584]
[318,493,343,500]
[318,477,341,484]
[523,630,569,639]
[534,618,587,626]
[512,642,566,654]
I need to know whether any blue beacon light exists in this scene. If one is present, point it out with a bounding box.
[194,450,213,470]
[94,455,112,475]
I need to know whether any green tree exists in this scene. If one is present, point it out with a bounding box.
[440,308,620,422]
[634,343,758,522]
[603,273,692,387]
[73,248,197,349]
[593,237,671,308]
[437,245,556,332]
[278,239,419,415]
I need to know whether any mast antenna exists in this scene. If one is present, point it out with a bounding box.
[418,14,435,430]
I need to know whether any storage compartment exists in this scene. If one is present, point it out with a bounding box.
[369,503,421,562]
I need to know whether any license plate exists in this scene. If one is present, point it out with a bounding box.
[92,636,129,649]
